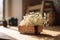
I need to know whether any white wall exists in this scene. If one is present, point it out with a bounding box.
[5,0,8,20]
[12,0,23,23]
[5,0,23,23]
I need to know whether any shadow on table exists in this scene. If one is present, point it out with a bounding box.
[0,38,9,40]
[54,34,60,40]
[21,33,60,40]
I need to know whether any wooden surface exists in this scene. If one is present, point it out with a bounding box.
[0,32,17,40]
[0,26,60,40]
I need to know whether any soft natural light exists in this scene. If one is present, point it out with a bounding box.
[0,0,3,20]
